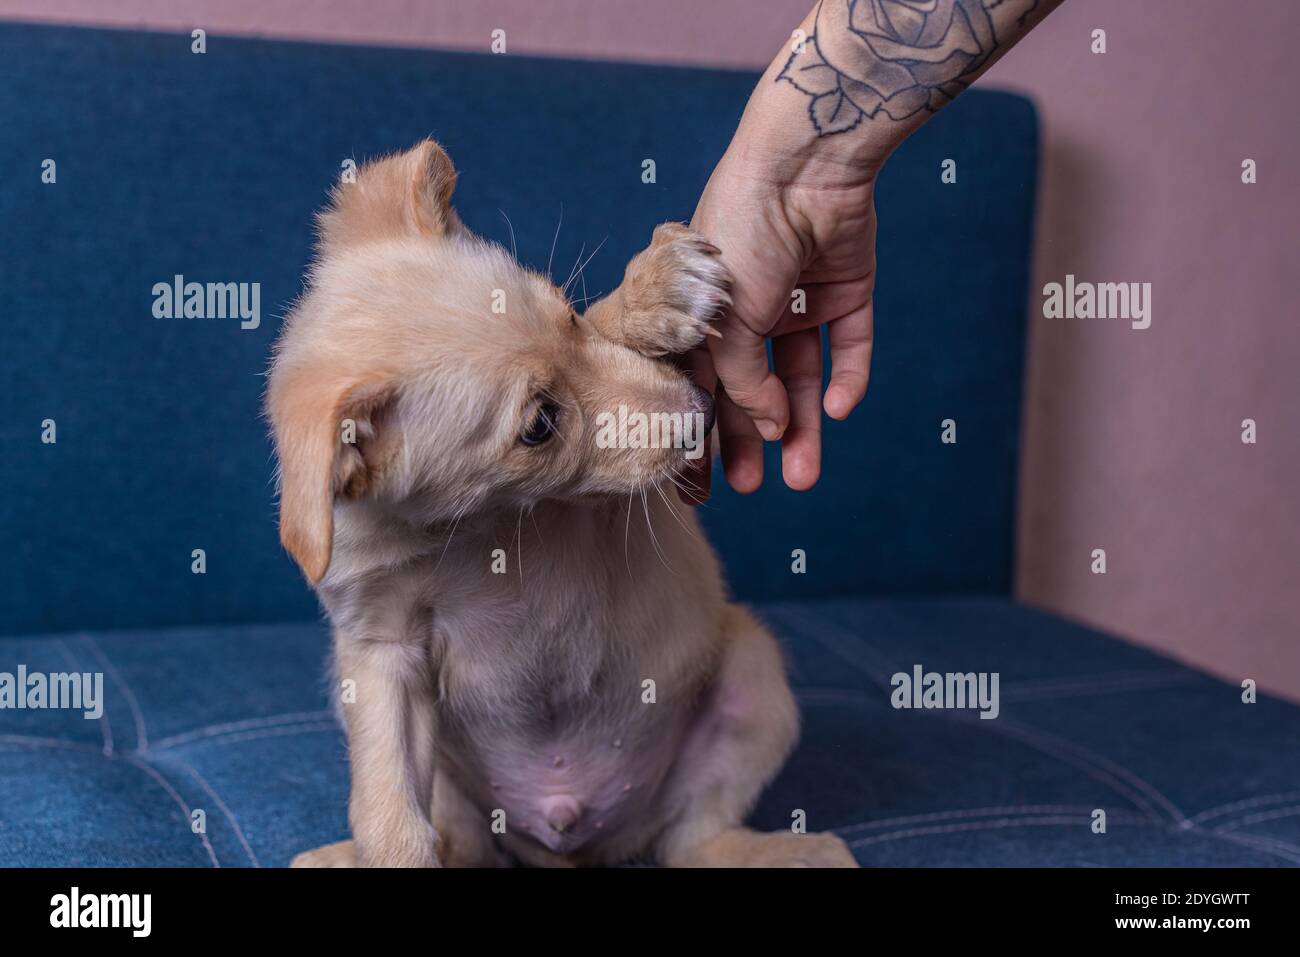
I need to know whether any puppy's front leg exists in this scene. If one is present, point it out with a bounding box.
[584,223,731,357]
[337,635,439,868]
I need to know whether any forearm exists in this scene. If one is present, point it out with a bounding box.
[730,0,1064,183]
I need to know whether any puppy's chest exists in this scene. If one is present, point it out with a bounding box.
[434,602,633,724]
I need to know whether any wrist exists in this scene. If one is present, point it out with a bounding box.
[730,32,908,189]
[724,77,894,191]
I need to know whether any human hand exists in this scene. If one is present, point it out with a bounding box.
[685,136,879,497]
[680,0,1061,501]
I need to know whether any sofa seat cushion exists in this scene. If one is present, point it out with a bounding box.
[2,598,1296,867]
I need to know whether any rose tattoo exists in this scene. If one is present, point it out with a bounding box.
[779,0,1040,135]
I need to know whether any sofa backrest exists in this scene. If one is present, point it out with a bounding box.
[0,23,1037,635]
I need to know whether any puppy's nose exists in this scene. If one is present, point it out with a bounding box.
[688,384,715,433]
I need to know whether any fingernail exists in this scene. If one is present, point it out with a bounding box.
[756,419,782,441]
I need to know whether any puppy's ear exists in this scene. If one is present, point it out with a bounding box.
[270,368,396,584]
[319,138,459,249]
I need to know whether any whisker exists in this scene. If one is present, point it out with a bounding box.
[666,466,706,493]
[640,486,677,575]
[562,242,586,296]
[564,237,608,297]
[665,471,717,511]
[546,203,564,280]
[431,507,466,576]
[497,208,518,261]
[623,488,635,578]
[652,480,699,540]
[514,504,525,586]
[664,465,706,494]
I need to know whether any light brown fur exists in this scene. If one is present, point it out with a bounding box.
[267,140,856,868]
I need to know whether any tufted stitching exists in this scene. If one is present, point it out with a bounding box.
[0,729,275,867]
[804,619,1300,863]
[788,610,1190,825]
[1190,791,1300,825]
[81,634,149,752]
[166,755,261,867]
[795,684,1166,822]
[161,722,341,751]
[150,710,335,752]
[1216,805,1300,832]
[992,718,1186,825]
[765,606,1200,702]
[793,685,1170,822]
[1000,670,1204,701]
[842,814,1300,865]
[0,734,102,753]
[766,608,1300,866]
[845,815,1159,849]
[835,805,1150,838]
[0,655,339,867]
[1207,828,1300,864]
[0,736,221,867]
[120,754,219,867]
[51,639,113,756]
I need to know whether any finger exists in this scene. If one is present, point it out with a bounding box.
[768,278,872,338]
[771,327,824,491]
[716,385,764,494]
[708,319,789,442]
[824,299,873,420]
[677,346,716,505]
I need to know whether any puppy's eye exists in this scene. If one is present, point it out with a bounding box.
[521,401,561,446]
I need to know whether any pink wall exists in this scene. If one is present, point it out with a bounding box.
[5,1,1297,699]
[991,1,1300,703]
[0,0,815,66]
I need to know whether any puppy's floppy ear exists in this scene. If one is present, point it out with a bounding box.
[270,367,396,584]
[319,138,459,249]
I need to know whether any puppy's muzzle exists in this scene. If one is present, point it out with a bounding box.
[688,384,715,433]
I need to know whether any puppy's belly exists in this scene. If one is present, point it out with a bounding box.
[444,723,685,857]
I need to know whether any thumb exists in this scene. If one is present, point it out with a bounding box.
[708,314,789,442]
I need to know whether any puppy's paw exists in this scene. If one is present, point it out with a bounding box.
[614,223,731,356]
[356,837,441,868]
[670,829,860,868]
[761,831,860,868]
[291,839,358,868]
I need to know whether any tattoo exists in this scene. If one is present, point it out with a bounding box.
[987,0,1042,28]
[779,0,1041,135]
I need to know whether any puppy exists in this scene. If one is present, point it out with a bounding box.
[267,140,857,868]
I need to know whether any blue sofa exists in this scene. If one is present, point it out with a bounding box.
[2,23,1297,868]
